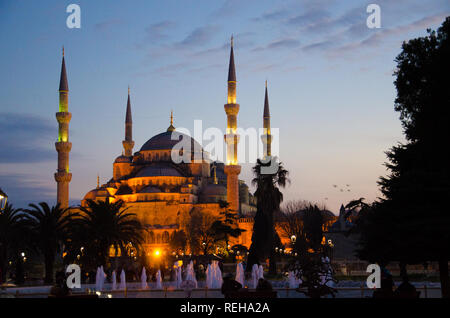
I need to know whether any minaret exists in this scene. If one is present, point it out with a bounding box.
[122,86,134,156]
[261,80,272,158]
[224,35,241,213]
[54,47,72,208]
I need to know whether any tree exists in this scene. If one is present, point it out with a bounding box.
[24,202,77,284]
[0,203,29,284]
[184,209,219,255]
[78,200,143,267]
[283,204,337,298]
[358,17,450,297]
[169,230,188,254]
[247,157,289,274]
[212,200,245,249]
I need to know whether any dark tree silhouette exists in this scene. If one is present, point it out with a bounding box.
[0,203,30,284]
[356,17,450,297]
[78,200,143,267]
[24,202,78,284]
[247,157,289,274]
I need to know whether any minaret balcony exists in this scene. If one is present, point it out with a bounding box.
[54,171,72,182]
[56,112,72,123]
[224,133,240,145]
[55,141,72,152]
[224,103,240,115]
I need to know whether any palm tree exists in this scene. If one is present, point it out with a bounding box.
[24,202,77,284]
[78,200,143,267]
[0,203,29,284]
[247,157,289,274]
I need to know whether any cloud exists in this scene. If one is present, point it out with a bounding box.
[267,38,301,49]
[144,20,176,41]
[209,0,241,19]
[94,19,124,31]
[175,25,219,48]
[288,8,330,27]
[0,113,55,163]
[252,38,301,52]
[302,39,334,52]
[0,173,54,209]
[328,13,449,58]
[252,8,290,22]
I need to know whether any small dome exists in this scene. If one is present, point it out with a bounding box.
[83,189,99,201]
[114,155,132,163]
[83,187,113,200]
[116,185,133,195]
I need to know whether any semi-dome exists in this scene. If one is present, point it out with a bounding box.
[83,187,113,200]
[139,185,162,193]
[140,130,203,152]
[135,164,184,177]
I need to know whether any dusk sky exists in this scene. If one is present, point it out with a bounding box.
[1,0,449,212]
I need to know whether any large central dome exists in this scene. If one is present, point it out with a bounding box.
[140,130,203,152]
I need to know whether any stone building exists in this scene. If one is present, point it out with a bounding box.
[75,38,279,256]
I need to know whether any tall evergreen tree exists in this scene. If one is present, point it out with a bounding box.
[357,17,450,297]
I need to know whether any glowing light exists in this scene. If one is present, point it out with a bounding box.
[154,250,161,257]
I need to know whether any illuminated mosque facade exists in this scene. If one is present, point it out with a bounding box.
[55,38,290,256]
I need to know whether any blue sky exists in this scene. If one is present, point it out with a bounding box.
[0,0,449,212]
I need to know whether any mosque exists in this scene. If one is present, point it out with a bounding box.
[54,38,289,256]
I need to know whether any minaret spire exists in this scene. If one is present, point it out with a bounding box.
[55,48,72,208]
[227,35,237,103]
[262,80,272,157]
[167,110,175,132]
[224,35,241,213]
[122,87,134,157]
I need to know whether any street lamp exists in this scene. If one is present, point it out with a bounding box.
[0,188,7,210]
[291,235,296,243]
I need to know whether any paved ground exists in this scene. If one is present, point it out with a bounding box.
[2,281,442,298]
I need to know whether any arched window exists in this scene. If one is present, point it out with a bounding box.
[162,231,169,243]
[148,231,155,244]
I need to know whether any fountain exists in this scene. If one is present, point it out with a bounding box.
[206,264,213,289]
[141,267,148,289]
[288,271,302,288]
[174,262,183,289]
[185,261,198,288]
[235,262,245,286]
[258,265,264,279]
[206,261,223,289]
[156,270,163,289]
[95,266,106,291]
[119,269,126,290]
[250,264,259,289]
[111,270,117,290]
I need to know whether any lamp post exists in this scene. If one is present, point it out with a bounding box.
[0,188,7,211]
